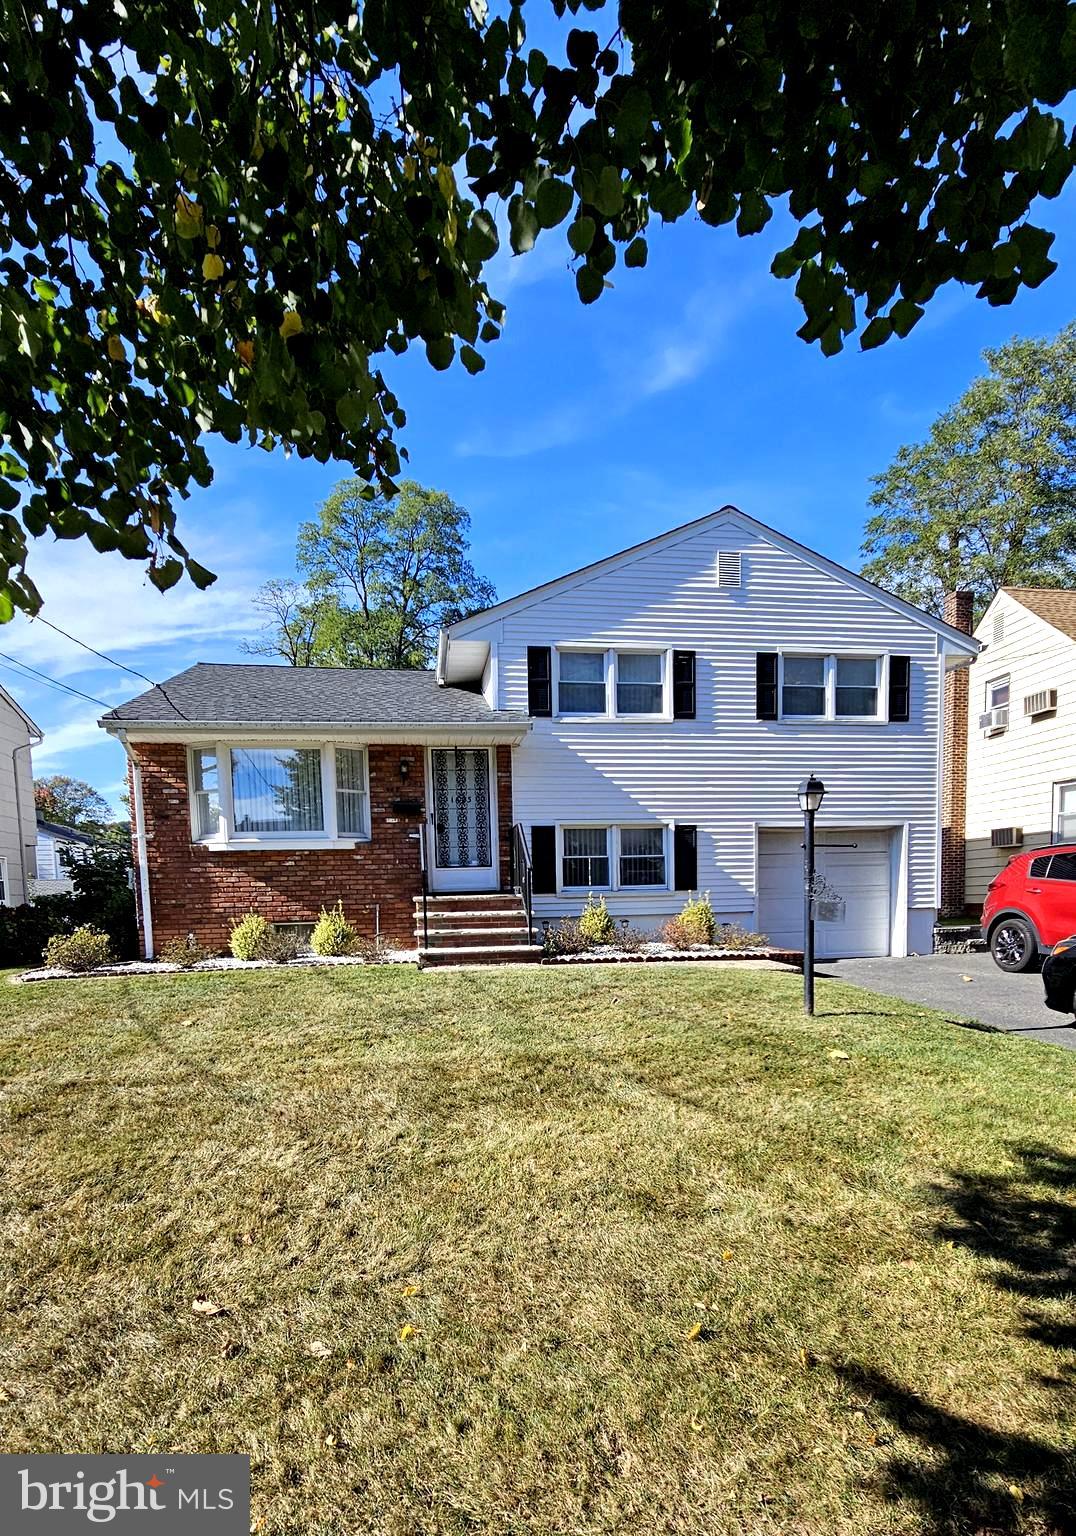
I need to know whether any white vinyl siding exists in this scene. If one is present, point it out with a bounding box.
[0,692,36,905]
[966,592,1076,902]
[450,512,947,948]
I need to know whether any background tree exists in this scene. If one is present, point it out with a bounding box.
[250,479,495,668]
[861,324,1076,618]
[241,578,324,666]
[1,0,1073,618]
[33,775,113,833]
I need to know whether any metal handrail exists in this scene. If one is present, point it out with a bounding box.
[510,822,534,944]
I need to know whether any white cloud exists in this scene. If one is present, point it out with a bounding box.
[31,713,115,764]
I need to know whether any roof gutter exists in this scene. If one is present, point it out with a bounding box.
[116,729,154,959]
[100,717,527,735]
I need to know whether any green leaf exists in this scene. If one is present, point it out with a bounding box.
[460,344,485,375]
[337,394,367,432]
[148,557,183,592]
[508,194,539,254]
[568,216,596,255]
[527,48,547,87]
[614,86,652,154]
[535,178,574,229]
[889,299,924,338]
[591,165,624,218]
[0,588,13,624]
[736,191,772,236]
[576,264,603,304]
[425,336,455,370]
[624,237,648,268]
[0,479,20,512]
[860,316,893,350]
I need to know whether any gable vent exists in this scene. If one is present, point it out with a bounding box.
[716,551,742,589]
[1024,688,1058,718]
[992,613,1005,644]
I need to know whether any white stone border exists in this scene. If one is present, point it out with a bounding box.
[14,950,419,984]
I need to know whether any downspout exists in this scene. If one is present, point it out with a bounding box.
[435,627,448,686]
[12,735,42,905]
[117,729,154,958]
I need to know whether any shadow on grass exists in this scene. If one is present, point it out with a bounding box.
[835,1143,1076,1534]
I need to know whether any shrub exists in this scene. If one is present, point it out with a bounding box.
[260,927,301,964]
[310,901,358,957]
[714,923,770,951]
[577,893,616,947]
[542,918,588,956]
[659,915,696,950]
[159,934,216,968]
[678,891,716,945]
[65,845,138,959]
[230,912,271,961]
[0,896,76,967]
[615,922,648,954]
[43,925,112,973]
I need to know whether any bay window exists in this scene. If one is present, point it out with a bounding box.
[780,654,886,722]
[561,825,669,890]
[188,743,370,846]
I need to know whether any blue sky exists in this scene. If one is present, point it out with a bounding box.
[7,180,1076,816]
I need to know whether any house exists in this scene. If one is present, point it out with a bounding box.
[952,587,1076,913]
[0,683,42,907]
[100,506,979,961]
[33,818,96,895]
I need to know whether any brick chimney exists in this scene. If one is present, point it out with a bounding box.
[940,590,975,915]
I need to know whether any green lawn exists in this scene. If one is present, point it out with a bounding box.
[1,964,1074,1535]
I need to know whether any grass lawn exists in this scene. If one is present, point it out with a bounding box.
[1,964,1074,1535]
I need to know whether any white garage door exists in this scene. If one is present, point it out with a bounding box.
[757,828,893,958]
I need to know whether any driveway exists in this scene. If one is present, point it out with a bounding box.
[819,950,1076,1052]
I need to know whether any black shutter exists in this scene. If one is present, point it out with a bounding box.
[531,825,557,893]
[889,655,911,722]
[672,650,696,719]
[527,646,552,717]
[674,825,698,891]
[756,653,778,719]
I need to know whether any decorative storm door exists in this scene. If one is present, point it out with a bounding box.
[427,748,495,891]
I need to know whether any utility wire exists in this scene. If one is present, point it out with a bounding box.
[0,652,112,709]
[29,614,159,687]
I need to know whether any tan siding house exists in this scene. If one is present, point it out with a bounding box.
[0,684,42,906]
[964,588,1076,908]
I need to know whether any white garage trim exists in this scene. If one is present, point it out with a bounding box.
[751,822,910,959]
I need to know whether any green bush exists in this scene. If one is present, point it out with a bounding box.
[65,845,138,959]
[577,893,616,947]
[0,895,76,967]
[159,934,216,968]
[678,891,716,945]
[229,912,271,961]
[43,925,112,973]
[310,901,358,957]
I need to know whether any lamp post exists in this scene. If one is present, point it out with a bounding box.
[797,775,826,1014]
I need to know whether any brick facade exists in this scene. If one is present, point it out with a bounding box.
[940,590,974,915]
[132,742,514,955]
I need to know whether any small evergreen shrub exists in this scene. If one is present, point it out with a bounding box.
[230,912,271,961]
[43,925,112,973]
[577,893,616,947]
[159,934,216,968]
[310,901,358,956]
[678,891,716,945]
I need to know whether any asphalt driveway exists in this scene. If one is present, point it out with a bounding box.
[820,950,1076,1052]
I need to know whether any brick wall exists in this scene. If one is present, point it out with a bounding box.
[496,744,513,889]
[941,590,974,915]
[132,742,513,955]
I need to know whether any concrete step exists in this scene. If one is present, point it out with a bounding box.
[417,926,533,946]
[415,911,527,930]
[413,891,516,908]
[419,943,543,968]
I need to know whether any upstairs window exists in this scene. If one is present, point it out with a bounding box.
[615,652,664,715]
[987,676,1010,711]
[558,651,606,714]
[780,654,886,722]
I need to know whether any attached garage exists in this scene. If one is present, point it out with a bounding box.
[756,827,895,958]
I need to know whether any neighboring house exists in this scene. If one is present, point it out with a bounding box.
[33,818,96,895]
[0,683,42,907]
[958,587,1076,912]
[100,506,979,960]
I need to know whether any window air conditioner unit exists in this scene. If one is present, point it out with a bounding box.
[1023,688,1058,718]
[991,827,1024,849]
[978,706,1009,734]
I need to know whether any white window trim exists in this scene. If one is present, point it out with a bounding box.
[553,645,673,721]
[986,674,1011,710]
[1053,779,1076,845]
[777,651,890,725]
[188,743,371,849]
[556,821,673,895]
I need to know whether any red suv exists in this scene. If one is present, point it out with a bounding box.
[982,845,1076,971]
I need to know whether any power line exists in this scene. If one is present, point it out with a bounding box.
[29,614,159,687]
[0,651,112,709]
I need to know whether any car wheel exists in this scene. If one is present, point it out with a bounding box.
[990,918,1037,972]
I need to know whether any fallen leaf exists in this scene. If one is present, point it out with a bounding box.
[961,975,973,983]
[399,1323,416,1341]
[690,1417,704,1432]
[192,1298,225,1317]
[1008,1484,1024,1502]
[308,1340,331,1359]
[828,1049,850,1060]
[721,1250,733,1262]
[685,1322,703,1341]
[401,1284,420,1297]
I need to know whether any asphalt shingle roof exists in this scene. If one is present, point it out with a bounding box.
[100,664,527,728]
[1003,587,1076,643]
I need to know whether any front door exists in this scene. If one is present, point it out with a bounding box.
[427,748,497,892]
